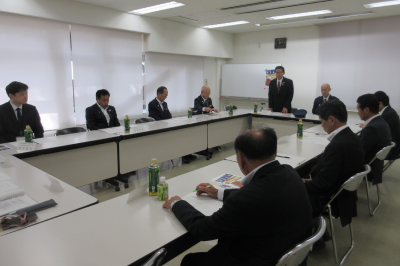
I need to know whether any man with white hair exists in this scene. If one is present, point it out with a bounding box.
[194,86,219,114]
[312,83,339,114]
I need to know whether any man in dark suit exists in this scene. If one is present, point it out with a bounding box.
[374,91,400,160]
[304,100,364,236]
[148,86,172,121]
[0,81,44,144]
[312,83,339,114]
[357,94,392,184]
[163,128,312,266]
[86,89,120,130]
[268,66,294,113]
[194,86,219,114]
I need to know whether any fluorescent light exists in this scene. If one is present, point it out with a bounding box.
[129,2,185,15]
[203,21,249,29]
[364,0,400,8]
[267,10,332,20]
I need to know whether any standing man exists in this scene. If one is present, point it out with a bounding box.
[357,94,392,184]
[163,128,312,266]
[312,83,339,114]
[0,81,44,144]
[194,86,219,114]
[268,66,294,113]
[86,89,120,130]
[374,91,400,160]
[148,86,172,121]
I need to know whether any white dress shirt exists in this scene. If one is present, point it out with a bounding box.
[202,96,209,112]
[217,160,277,200]
[277,78,283,87]
[327,125,349,142]
[323,95,330,102]
[10,101,23,120]
[97,103,110,125]
[363,114,381,127]
[156,98,164,111]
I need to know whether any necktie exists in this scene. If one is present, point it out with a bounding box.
[277,81,281,93]
[324,98,327,103]
[16,107,22,123]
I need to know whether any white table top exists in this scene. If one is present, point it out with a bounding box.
[0,156,98,236]
[0,160,242,266]
[225,153,307,168]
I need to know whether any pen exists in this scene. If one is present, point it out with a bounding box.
[193,185,212,192]
[277,155,290,159]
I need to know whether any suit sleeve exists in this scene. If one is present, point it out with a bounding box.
[148,102,162,121]
[305,145,341,195]
[166,105,172,119]
[86,107,99,130]
[0,111,7,144]
[284,80,294,109]
[312,98,317,115]
[268,82,274,109]
[359,126,378,163]
[113,107,120,127]
[172,196,248,241]
[194,97,203,113]
[32,106,44,139]
[209,98,214,110]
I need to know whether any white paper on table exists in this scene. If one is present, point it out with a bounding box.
[34,137,57,144]
[187,118,197,124]
[99,127,125,134]
[17,142,37,152]
[276,153,307,168]
[0,194,37,216]
[46,174,64,192]
[0,172,11,182]
[300,136,329,146]
[130,126,145,133]
[181,192,223,216]
[211,173,243,186]
[0,181,19,194]
[271,112,283,116]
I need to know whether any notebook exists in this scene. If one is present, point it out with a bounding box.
[0,182,37,216]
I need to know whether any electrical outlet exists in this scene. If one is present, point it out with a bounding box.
[205,79,208,86]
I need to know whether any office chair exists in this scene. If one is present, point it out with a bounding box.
[365,142,395,216]
[134,117,156,124]
[324,165,371,266]
[191,108,199,116]
[142,248,167,266]
[276,216,326,266]
[54,127,86,136]
[224,105,238,111]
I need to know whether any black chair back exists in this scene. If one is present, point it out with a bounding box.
[55,127,87,136]
[135,118,156,124]
[224,105,238,111]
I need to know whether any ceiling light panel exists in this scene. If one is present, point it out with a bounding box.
[364,1,400,8]
[267,9,332,20]
[203,21,250,28]
[129,1,185,15]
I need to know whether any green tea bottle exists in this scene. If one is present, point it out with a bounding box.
[254,102,258,114]
[124,115,130,133]
[24,125,33,143]
[188,107,193,118]
[149,158,160,196]
[157,176,169,201]
[297,119,303,139]
[229,103,233,117]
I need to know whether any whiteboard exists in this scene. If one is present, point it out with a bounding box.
[221,63,281,98]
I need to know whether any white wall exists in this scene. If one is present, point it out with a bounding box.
[0,0,233,59]
[227,26,320,114]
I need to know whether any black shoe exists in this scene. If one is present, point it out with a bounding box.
[182,156,191,164]
[188,154,197,161]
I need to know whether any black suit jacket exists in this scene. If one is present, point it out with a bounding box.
[85,104,120,130]
[381,106,400,160]
[0,102,44,144]
[268,77,294,113]
[312,95,339,115]
[305,127,364,226]
[194,95,215,114]
[172,161,312,266]
[359,116,392,184]
[148,98,172,121]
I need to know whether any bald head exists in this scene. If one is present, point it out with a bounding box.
[201,86,211,99]
[234,128,277,162]
[321,83,331,98]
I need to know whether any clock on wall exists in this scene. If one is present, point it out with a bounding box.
[275,38,287,49]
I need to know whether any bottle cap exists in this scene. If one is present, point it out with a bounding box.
[160,176,166,183]
[26,125,31,130]
[125,115,129,119]
[189,107,191,110]
[255,102,257,104]
[230,103,232,105]
[151,158,157,164]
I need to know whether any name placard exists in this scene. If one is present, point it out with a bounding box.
[17,142,37,152]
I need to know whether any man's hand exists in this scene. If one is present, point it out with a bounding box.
[267,108,273,111]
[359,124,365,129]
[302,178,312,183]
[214,109,219,113]
[195,183,218,199]
[163,196,182,211]
[232,181,243,188]
[282,107,288,113]
[205,107,212,112]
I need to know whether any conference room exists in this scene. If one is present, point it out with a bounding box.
[0,0,400,265]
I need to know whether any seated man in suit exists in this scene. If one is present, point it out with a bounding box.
[357,94,392,184]
[86,89,120,130]
[163,128,312,266]
[312,83,339,114]
[374,91,400,160]
[268,66,294,113]
[194,86,219,114]
[303,100,364,246]
[148,86,172,121]
[0,81,44,144]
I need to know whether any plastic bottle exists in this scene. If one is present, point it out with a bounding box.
[254,102,258,114]
[124,115,130,133]
[229,103,233,117]
[24,125,33,143]
[157,176,168,201]
[297,119,303,139]
[149,158,160,196]
[188,108,192,118]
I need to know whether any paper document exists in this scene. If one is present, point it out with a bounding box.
[100,127,125,134]
[0,181,19,194]
[276,154,307,168]
[211,173,243,187]
[0,145,11,151]
[0,194,37,216]
[0,172,11,182]
[181,192,223,216]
